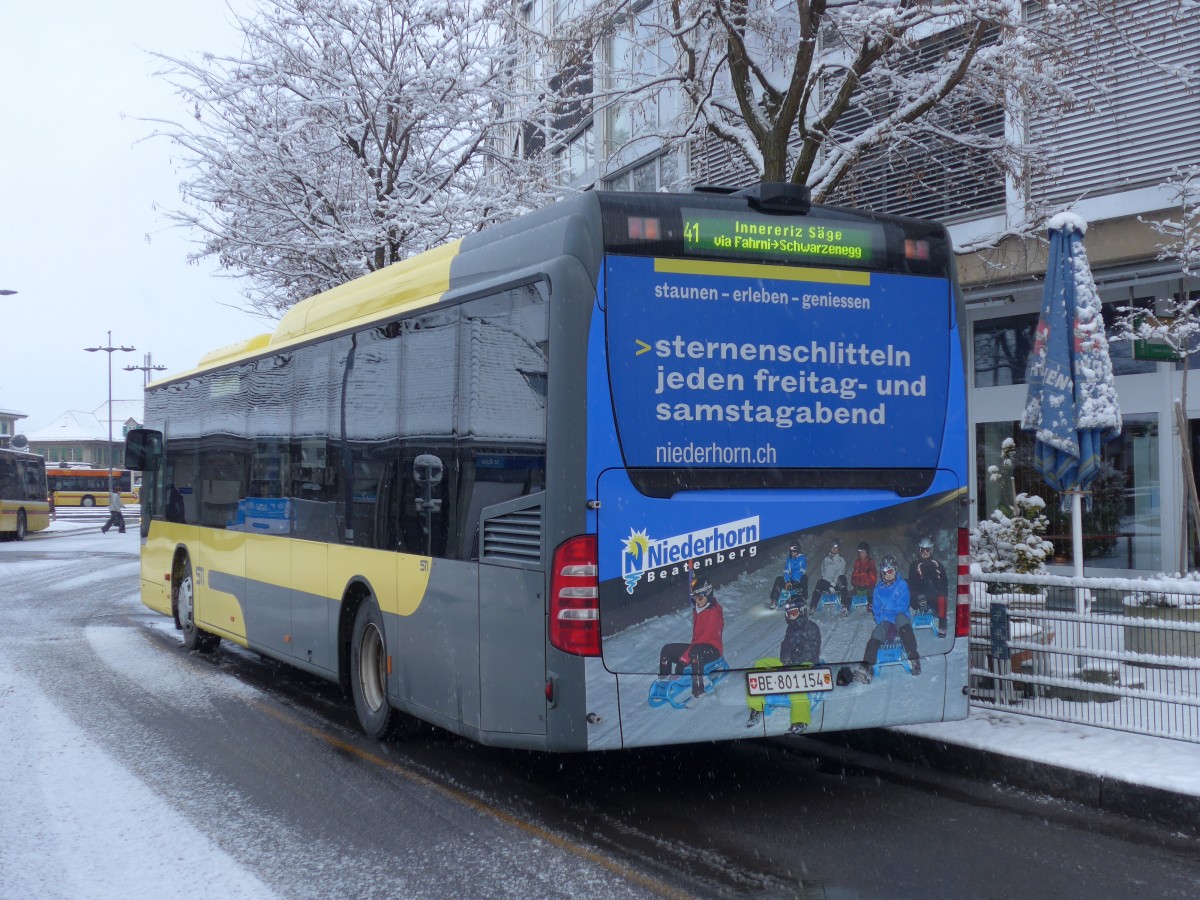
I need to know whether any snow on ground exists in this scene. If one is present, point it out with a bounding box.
[0,632,276,899]
[900,708,1200,798]
[7,520,1199,869]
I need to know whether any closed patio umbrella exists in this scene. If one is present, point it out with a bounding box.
[1021,213,1122,583]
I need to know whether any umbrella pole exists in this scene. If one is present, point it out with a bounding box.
[1071,491,1088,655]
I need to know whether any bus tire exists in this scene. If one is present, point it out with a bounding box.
[14,510,26,541]
[175,558,219,653]
[81,495,96,507]
[350,597,404,740]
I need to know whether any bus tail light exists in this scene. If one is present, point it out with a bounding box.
[549,535,601,657]
[955,527,972,639]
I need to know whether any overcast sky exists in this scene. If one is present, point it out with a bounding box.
[0,0,265,432]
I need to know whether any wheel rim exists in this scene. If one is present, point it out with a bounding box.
[178,575,194,633]
[82,496,94,507]
[357,622,387,713]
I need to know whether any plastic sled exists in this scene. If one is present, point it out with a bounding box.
[771,587,799,610]
[850,590,870,610]
[648,656,731,709]
[911,610,936,631]
[817,592,842,610]
[873,640,913,677]
[763,684,826,718]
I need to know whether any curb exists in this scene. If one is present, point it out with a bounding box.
[803,728,1200,835]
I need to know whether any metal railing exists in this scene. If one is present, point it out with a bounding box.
[970,571,1200,744]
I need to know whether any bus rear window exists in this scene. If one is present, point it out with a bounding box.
[604,254,953,473]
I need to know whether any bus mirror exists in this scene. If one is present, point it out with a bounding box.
[124,429,163,471]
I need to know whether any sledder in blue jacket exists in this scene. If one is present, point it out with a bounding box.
[852,555,921,684]
[871,574,911,625]
[768,541,809,609]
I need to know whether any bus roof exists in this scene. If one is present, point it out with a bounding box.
[151,188,952,386]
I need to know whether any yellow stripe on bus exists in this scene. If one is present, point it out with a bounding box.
[654,257,871,285]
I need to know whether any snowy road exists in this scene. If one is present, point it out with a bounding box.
[3,527,1200,899]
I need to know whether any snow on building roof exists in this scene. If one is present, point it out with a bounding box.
[26,400,144,443]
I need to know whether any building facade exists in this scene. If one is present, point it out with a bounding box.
[24,400,143,468]
[515,0,1199,574]
[0,408,28,449]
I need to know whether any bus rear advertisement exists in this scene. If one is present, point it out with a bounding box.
[0,448,50,541]
[126,184,970,752]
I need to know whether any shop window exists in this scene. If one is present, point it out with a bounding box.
[975,416,1160,571]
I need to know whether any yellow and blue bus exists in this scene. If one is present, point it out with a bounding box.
[0,448,50,541]
[126,184,970,750]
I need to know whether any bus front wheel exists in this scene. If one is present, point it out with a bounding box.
[81,495,96,507]
[175,558,219,653]
[350,598,405,740]
[14,511,26,541]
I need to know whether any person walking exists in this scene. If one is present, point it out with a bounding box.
[100,488,126,534]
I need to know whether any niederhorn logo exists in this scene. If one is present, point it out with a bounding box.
[621,517,760,594]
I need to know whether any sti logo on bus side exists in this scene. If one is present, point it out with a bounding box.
[621,516,760,594]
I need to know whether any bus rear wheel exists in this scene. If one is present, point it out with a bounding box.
[175,558,219,653]
[350,598,405,740]
[14,511,26,541]
[81,495,96,507]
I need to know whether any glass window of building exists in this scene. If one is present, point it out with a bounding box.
[975,416,1160,572]
[972,311,1037,387]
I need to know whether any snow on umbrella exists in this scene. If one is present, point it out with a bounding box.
[1021,212,1122,578]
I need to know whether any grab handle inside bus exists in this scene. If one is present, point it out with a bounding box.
[124,428,163,471]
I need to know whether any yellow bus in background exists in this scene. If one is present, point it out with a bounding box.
[0,448,50,541]
[46,467,138,507]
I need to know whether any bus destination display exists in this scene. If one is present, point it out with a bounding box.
[682,209,882,265]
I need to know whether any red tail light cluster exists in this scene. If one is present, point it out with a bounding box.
[955,527,972,639]
[549,535,601,656]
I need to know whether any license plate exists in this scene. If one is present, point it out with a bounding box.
[746,667,834,696]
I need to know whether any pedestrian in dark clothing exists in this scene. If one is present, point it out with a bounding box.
[100,489,126,534]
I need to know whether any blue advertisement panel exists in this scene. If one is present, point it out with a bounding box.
[604,255,952,470]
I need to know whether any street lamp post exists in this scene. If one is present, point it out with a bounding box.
[124,352,167,387]
[84,332,136,493]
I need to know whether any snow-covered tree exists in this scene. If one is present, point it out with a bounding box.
[972,437,1054,580]
[538,0,1100,232]
[145,0,559,317]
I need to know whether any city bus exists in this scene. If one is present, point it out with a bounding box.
[125,184,971,751]
[46,467,137,507]
[0,448,50,540]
